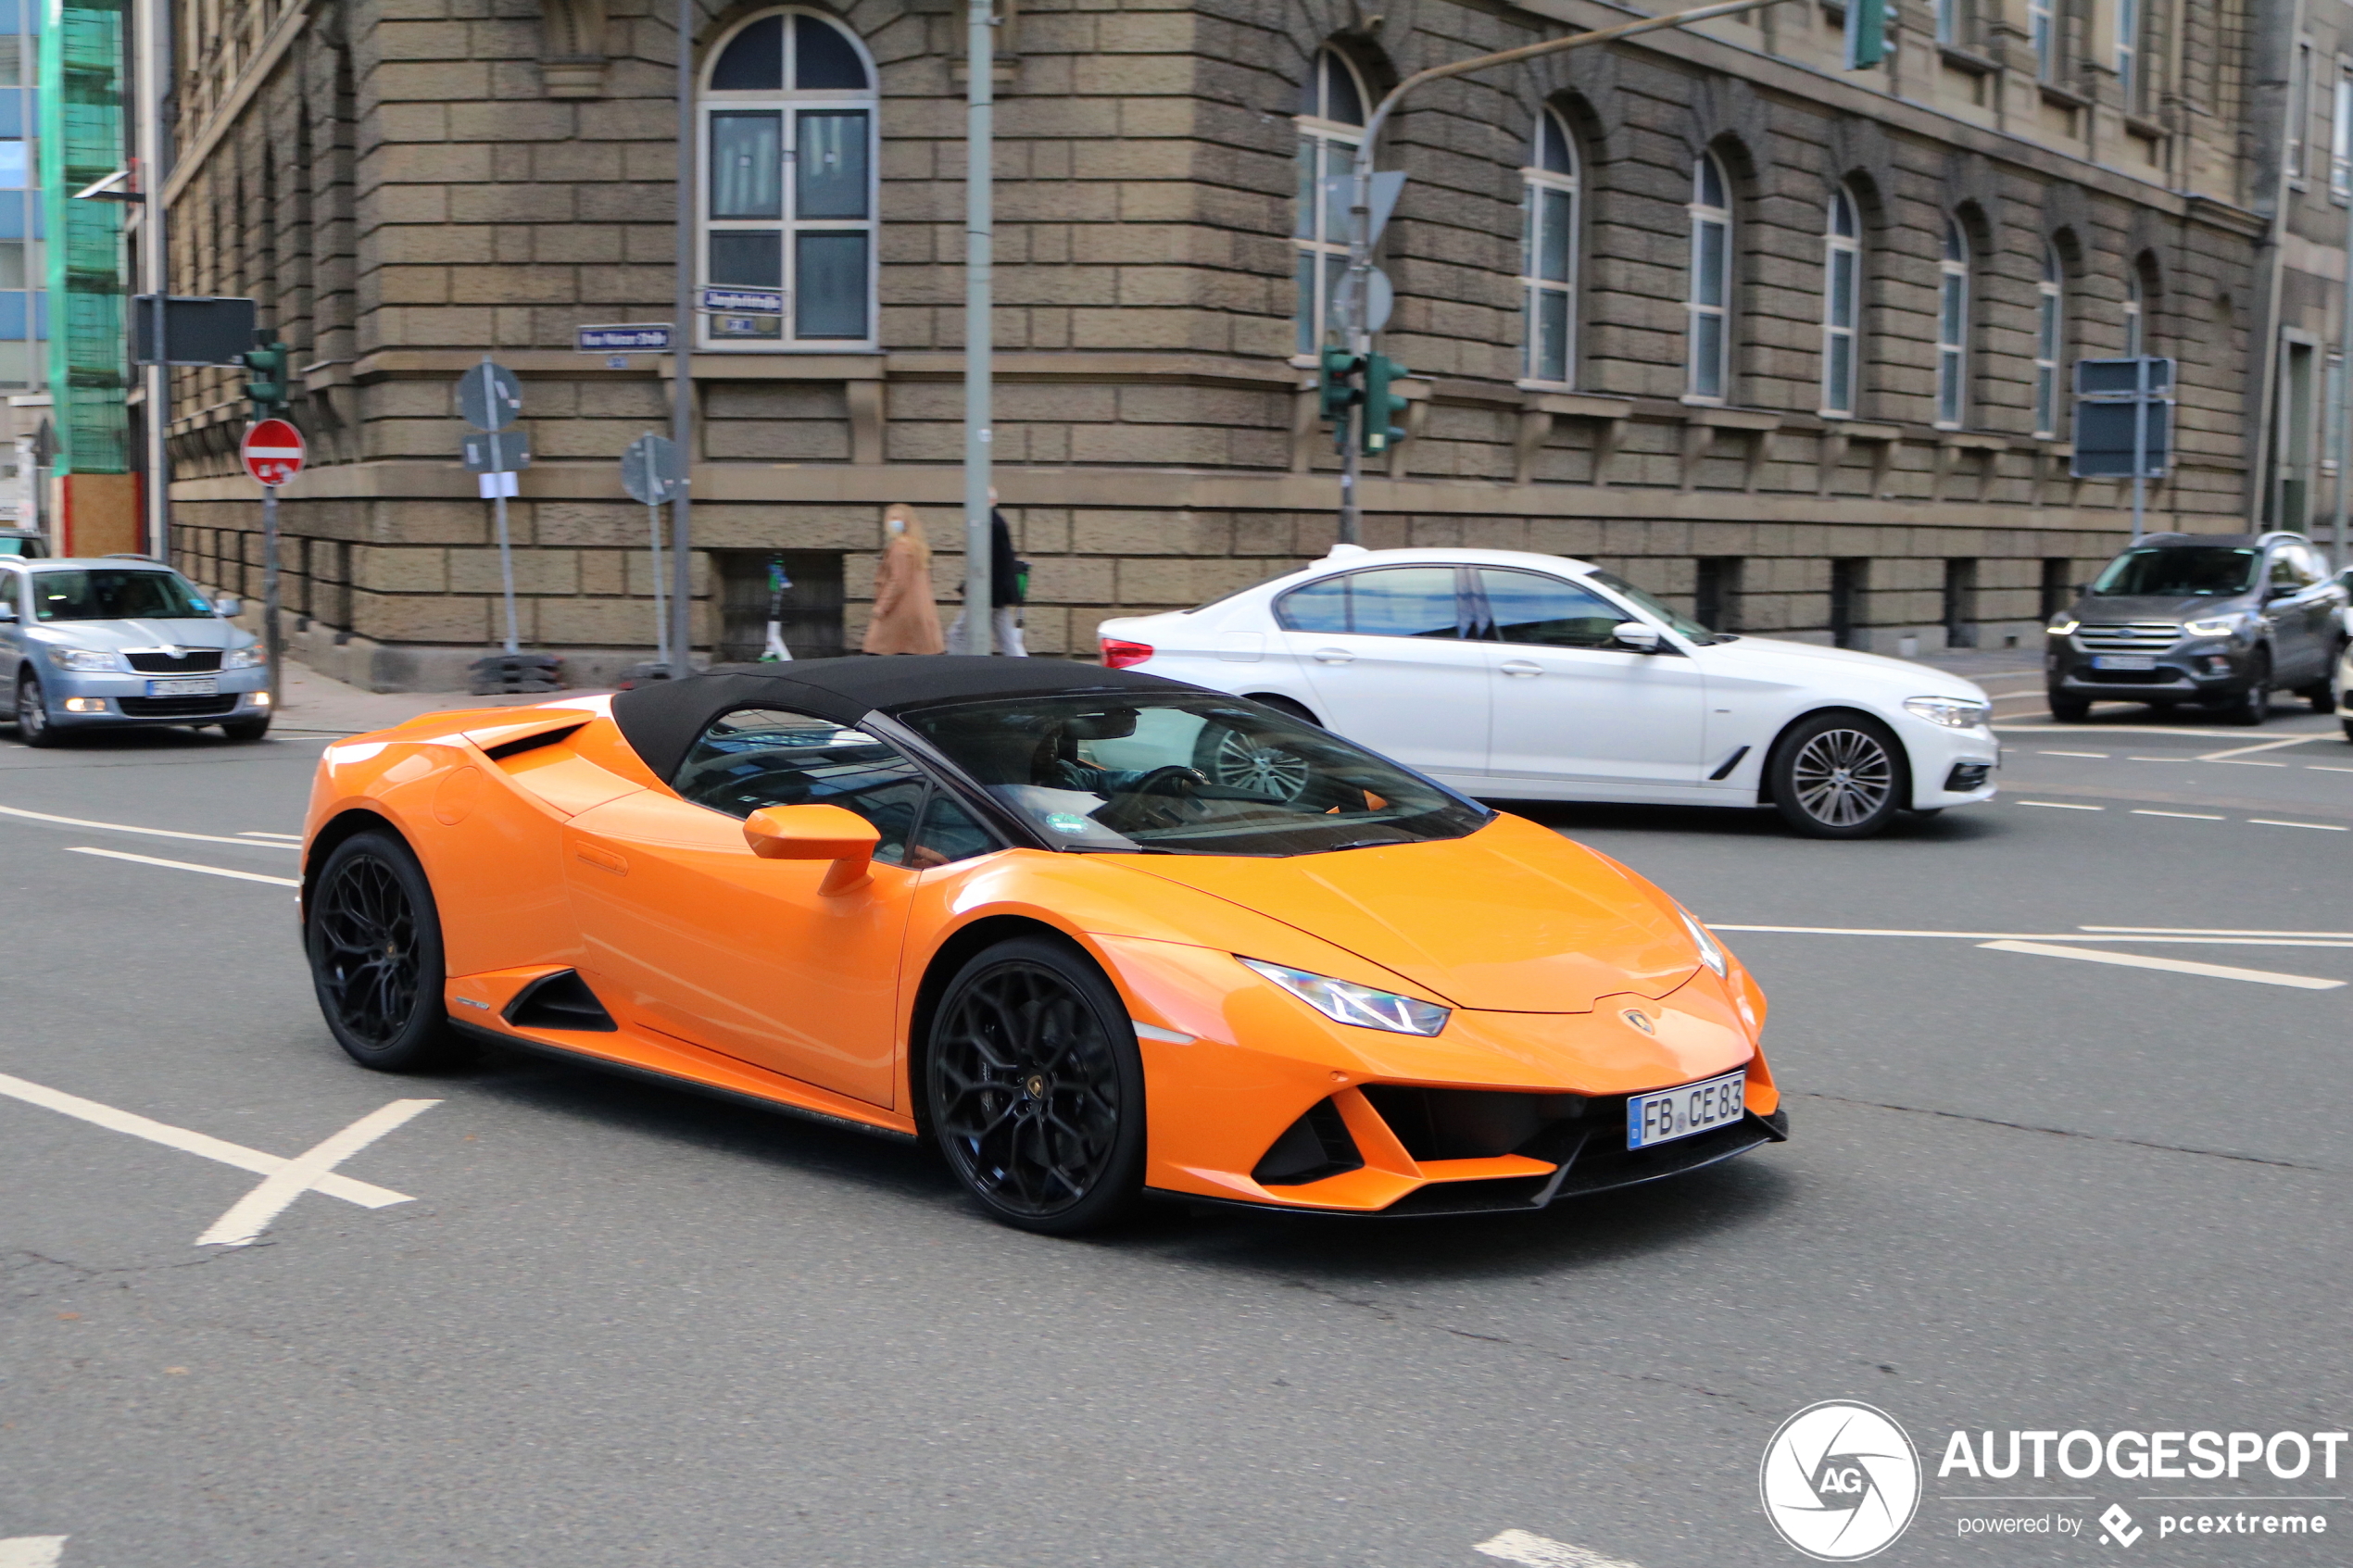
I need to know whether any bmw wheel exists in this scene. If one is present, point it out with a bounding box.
[1768,712,1906,839]
[306,830,462,1073]
[1193,717,1313,803]
[14,672,57,748]
[925,935,1145,1235]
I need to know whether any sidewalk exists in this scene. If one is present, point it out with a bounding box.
[271,660,607,736]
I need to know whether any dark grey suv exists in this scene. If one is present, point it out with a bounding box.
[2045,532,2347,725]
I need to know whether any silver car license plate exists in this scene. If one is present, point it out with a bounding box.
[1627,1070,1748,1149]
[147,676,219,696]
[2092,655,2156,671]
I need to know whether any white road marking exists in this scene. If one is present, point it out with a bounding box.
[0,1539,68,1568]
[1714,924,2353,947]
[65,847,301,887]
[2309,764,2353,773]
[2037,749,2110,758]
[2131,809,2225,820]
[0,1072,411,1209]
[1996,723,2322,738]
[2082,925,2353,938]
[0,799,297,847]
[1979,940,2345,990]
[2208,759,2289,768]
[1475,1531,1643,1568]
[2198,734,2333,761]
[238,830,302,841]
[2018,800,2103,809]
[2249,818,2349,832]
[197,1099,439,1247]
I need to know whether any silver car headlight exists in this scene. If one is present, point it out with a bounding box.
[1678,909,1727,979]
[221,646,265,669]
[1903,696,1991,730]
[2045,616,2079,636]
[2183,614,2245,638]
[46,646,118,672]
[1238,958,1449,1036]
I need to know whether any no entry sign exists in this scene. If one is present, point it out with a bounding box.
[241,419,306,487]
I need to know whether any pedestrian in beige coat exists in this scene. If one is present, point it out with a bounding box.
[862,504,946,655]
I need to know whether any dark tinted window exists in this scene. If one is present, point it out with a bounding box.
[710,15,783,89]
[1276,567,1460,637]
[1477,569,1627,647]
[2090,546,2258,597]
[908,792,997,869]
[794,14,869,89]
[673,707,925,866]
[29,570,211,621]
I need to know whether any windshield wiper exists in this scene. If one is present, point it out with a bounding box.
[1318,836,1415,852]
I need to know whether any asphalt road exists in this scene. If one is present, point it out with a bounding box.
[2,688,2347,1568]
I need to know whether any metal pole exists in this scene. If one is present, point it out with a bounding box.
[493,477,520,655]
[134,0,169,562]
[260,483,281,706]
[2132,356,2149,543]
[669,0,697,678]
[962,0,994,652]
[2334,182,2353,570]
[1337,163,1367,545]
[648,498,669,666]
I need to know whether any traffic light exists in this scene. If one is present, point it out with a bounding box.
[241,334,291,420]
[1317,345,1365,436]
[1843,0,1892,68]
[1361,353,1410,456]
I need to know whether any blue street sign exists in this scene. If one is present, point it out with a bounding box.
[576,323,673,354]
[2072,356,2175,481]
[699,286,784,317]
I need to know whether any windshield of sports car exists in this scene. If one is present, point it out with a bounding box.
[901,694,1491,857]
[29,569,213,621]
[1585,570,1727,643]
[2089,546,2259,597]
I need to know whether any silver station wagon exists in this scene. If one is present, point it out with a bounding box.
[0,558,271,745]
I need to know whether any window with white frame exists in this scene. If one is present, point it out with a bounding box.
[2032,244,2063,438]
[1935,0,1961,46]
[1521,109,1579,387]
[1687,153,1732,402]
[1936,217,1969,429]
[2029,0,2056,79]
[699,9,877,349]
[1821,187,1862,417]
[1294,49,1367,357]
[2290,42,2312,180]
[2115,0,2138,104]
[2333,71,2352,197]
[2123,267,2145,357]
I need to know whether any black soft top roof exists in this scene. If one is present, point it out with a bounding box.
[610,655,1199,782]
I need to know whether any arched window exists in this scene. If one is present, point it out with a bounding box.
[1521,110,1579,387]
[699,8,878,349]
[1820,186,1862,417]
[2033,244,2063,437]
[1935,217,1969,429]
[1294,49,1367,356]
[1687,154,1732,402]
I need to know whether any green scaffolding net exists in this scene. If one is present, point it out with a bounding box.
[38,0,128,477]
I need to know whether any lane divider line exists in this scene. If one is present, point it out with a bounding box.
[0,799,298,847]
[2082,925,2353,937]
[197,1098,439,1248]
[1475,1530,1645,1568]
[2197,734,2334,761]
[2018,800,2104,809]
[2309,764,2353,773]
[238,830,303,841]
[0,1072,410,1208]
[2131,809,2225,821]
[65,847,301,887]
[1979,940,2345,990]
[0,1538,69,1568]
[2036,749,2111,758]
[2249,819,2349,832]
[1714,924,2353,947]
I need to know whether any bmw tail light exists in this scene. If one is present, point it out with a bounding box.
[1101,638,1154,669]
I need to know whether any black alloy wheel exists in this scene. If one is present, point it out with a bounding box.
[925,936,1145,1235]
[15,673,57,747]
[306,831,460,1072]
[1768,712,1906,839]
[2213,653,2271,727]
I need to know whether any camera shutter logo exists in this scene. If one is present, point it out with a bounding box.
[1759,1400,1922,1561]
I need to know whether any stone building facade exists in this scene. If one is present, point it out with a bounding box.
[156,0,2289,685]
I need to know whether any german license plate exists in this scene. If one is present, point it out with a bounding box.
[2092,655,2156,671]
[1628,1070,1748,1149]
[147,676,219,696]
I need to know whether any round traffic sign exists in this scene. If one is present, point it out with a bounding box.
[240,419,307,487]
[458,360,524,431]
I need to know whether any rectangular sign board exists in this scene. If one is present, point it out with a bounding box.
[463,429,532,475]
[699,287,784,317]
[2071,400,2171,479]
[132,295,258,366]
[576,323,673,354]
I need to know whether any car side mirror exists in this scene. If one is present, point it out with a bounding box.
[1612,621,1663,653]
[742,804,879,894]
[213,596,241,618]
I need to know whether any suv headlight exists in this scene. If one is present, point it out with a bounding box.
[2183,614,2244,638]
[1238,958,1449,1036]
[1679,909,1727,978]
[2046,616,2079,636]
[221,646,265,669]
[45,646,118,672]
[1903,696,1991,730]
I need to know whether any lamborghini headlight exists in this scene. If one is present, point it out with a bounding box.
[1238,958,1449,1035]
[1679,909,1727,979]
[46,646,118,672]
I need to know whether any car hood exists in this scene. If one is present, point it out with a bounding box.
[27,617,247,651]
[1111,813,1700,1011]
[1692,634,1987,698]
[2071,594,2251,621]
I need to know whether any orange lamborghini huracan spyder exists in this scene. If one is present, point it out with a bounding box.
[300,658,1785,1232]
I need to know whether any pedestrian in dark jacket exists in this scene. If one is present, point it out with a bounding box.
[949,492,1027,655]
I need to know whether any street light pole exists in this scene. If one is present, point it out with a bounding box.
[961,0,994,653]
[133,0,168,561]
[669,0,697,678]
[1334,0,1788,543]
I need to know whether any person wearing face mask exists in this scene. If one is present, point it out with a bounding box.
[947,487,1028,656]
[862,504,946,656]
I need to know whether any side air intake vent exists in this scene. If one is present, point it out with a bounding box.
[502,969,618,1033]
[1251,1098,1363,1186]
[483,722,588,762]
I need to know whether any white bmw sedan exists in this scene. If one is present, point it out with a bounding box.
[1097,546,1999,838]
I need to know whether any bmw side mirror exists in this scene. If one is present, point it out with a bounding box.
[1612,621,1664,654]
[742,804,879,894]
[213,596,241,618]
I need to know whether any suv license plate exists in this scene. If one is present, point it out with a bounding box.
[2092,655,2156,671]
[1628,1070,1748,1150]
[147,676,219,696]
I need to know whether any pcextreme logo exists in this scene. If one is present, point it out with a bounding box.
[1759,1400,1924,1561]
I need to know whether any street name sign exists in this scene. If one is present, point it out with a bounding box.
[699,286,784,316]
[577,323,674,354]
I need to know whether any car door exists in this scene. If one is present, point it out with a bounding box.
[0,569,23,685]
[1473,568,1709,793]
[2261,546,2322,682]
[1269,565,1491,779]
[560,707,931,1110]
